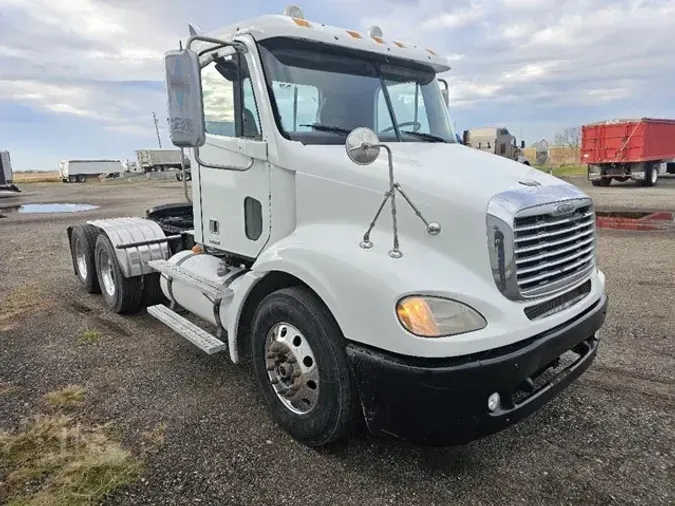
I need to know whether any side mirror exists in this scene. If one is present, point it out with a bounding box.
[345,128,381,165]
[164,48,205,148]
[521,140,525,149]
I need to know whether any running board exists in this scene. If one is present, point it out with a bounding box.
[148,259,234,301]
[147,304,227,355]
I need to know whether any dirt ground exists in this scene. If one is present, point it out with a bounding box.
[1,177,673,505]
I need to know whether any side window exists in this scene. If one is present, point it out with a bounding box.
[201,53,262,139]
[272,82,319,132]
[202,56,236,137]
[242,77,262,139]
[377,82,430,133]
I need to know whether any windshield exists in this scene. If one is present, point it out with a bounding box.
[257,38,457,145]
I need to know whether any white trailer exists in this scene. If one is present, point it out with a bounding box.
[59,159,122,183]
[0,150,20,192]
[65,6,608,447]
[135,149,190,174]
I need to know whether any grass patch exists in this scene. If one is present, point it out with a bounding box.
[43,386,86,410]
[78,329,103,346]
[13,172,60,184]
[0,414,142,505]
[0,284,53,332]
[535,164,587,177]
[0,384,20,396]
[141,423,167,452]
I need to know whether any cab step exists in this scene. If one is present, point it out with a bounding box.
[148,259,234,301]
[147,304,227,355]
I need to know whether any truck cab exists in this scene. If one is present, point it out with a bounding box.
[463,127,531,165]
[66,6,608,447]
[0,150,20,192]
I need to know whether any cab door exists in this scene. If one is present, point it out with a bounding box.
[194,46,269,258]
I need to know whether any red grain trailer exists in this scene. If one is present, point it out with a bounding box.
[581,118,675,187]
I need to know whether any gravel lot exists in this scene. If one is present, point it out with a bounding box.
[1,178,673,505]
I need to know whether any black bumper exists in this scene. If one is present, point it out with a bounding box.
[346,293,608,446]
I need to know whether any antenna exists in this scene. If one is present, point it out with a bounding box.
[188,18,202,35]
[152,111,162,148]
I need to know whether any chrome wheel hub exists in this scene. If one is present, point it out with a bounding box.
[265,322,319,415]
[74,238,87,280]
[99,250,116,297]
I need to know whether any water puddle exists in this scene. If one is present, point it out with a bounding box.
[0,203,99,218]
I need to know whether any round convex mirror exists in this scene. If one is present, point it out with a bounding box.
[345,127,381,165]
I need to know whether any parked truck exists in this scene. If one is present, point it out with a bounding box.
[136,148,191,177]
[582,118,675,187]
[463,127,531,165]
[0,150,20,192]
[59,159,122,183]
[65,6,608,447]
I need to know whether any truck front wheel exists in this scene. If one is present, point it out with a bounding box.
[94,234,143,314]
[251,286,358,447]
[643,164,659,187]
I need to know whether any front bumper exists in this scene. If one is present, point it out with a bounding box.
[347,293,608,446]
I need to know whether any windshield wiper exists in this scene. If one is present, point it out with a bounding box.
[400,130,447,143]
[299,123,352,135]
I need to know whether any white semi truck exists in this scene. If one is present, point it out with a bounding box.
[59,159,122,183]
[0,150,20,192]
[65,6,608,447]
[136,148,191,178]
[463,127,531,165]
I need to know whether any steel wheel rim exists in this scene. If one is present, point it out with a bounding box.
[265,322,319,415]
[99,249,116,297]
[74,237,87,280]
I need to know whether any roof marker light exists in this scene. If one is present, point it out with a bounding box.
[284,5,304,18]
[426,48,437,55]
[346,30,363,39]
[393,41,405,48]
[368,25,384,38]
[292,17,312,28]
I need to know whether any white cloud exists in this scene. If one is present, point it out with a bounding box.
[421,3,485,30]
[2,0,675,151]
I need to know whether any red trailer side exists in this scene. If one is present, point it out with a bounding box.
[581,118,675,164]
[581,118,675,187]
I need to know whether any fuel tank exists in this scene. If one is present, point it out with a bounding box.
[159,250,246,329]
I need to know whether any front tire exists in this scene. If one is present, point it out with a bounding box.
[70,224,100,293]
[251,286,358,447]
[94,234,143,314]
[643,164,658,187]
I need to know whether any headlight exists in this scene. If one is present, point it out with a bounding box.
[396,296,487,338]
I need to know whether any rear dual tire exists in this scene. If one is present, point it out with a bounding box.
[94,235,143,314]
[70,224,101,293]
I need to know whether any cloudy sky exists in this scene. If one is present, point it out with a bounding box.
[1,0,673,170]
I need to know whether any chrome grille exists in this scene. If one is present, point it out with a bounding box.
[513,203,596,297]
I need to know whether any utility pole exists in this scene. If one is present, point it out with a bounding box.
[153,111,162,148]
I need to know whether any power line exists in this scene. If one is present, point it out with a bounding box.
[152,111,162,148]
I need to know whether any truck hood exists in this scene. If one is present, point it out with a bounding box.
[295,141,567,211]
[285,141,585,286]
